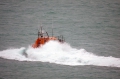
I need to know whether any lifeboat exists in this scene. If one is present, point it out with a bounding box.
[32,26,65,48]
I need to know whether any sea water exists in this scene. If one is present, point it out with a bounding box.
[0,0,120,79]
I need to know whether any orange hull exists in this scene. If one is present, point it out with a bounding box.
[32,37,58,48]
[32,26,64,48]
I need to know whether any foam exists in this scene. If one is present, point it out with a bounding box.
[0,41,120,67]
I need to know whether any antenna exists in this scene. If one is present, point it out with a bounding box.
[40,22,43,37]
[37,22,43,38]
[40,25,42,34]
[40,22,42,33]
[52,20,53,37]
[37,25,40,38]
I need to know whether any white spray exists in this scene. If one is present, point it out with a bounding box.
[0,41,120,67]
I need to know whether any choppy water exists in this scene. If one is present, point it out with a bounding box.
[0,0,120,79]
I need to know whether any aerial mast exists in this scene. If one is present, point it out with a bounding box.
[38,25,40,38]
[52,20,53,37]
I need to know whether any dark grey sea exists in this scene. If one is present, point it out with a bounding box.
[0,0,120,79]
